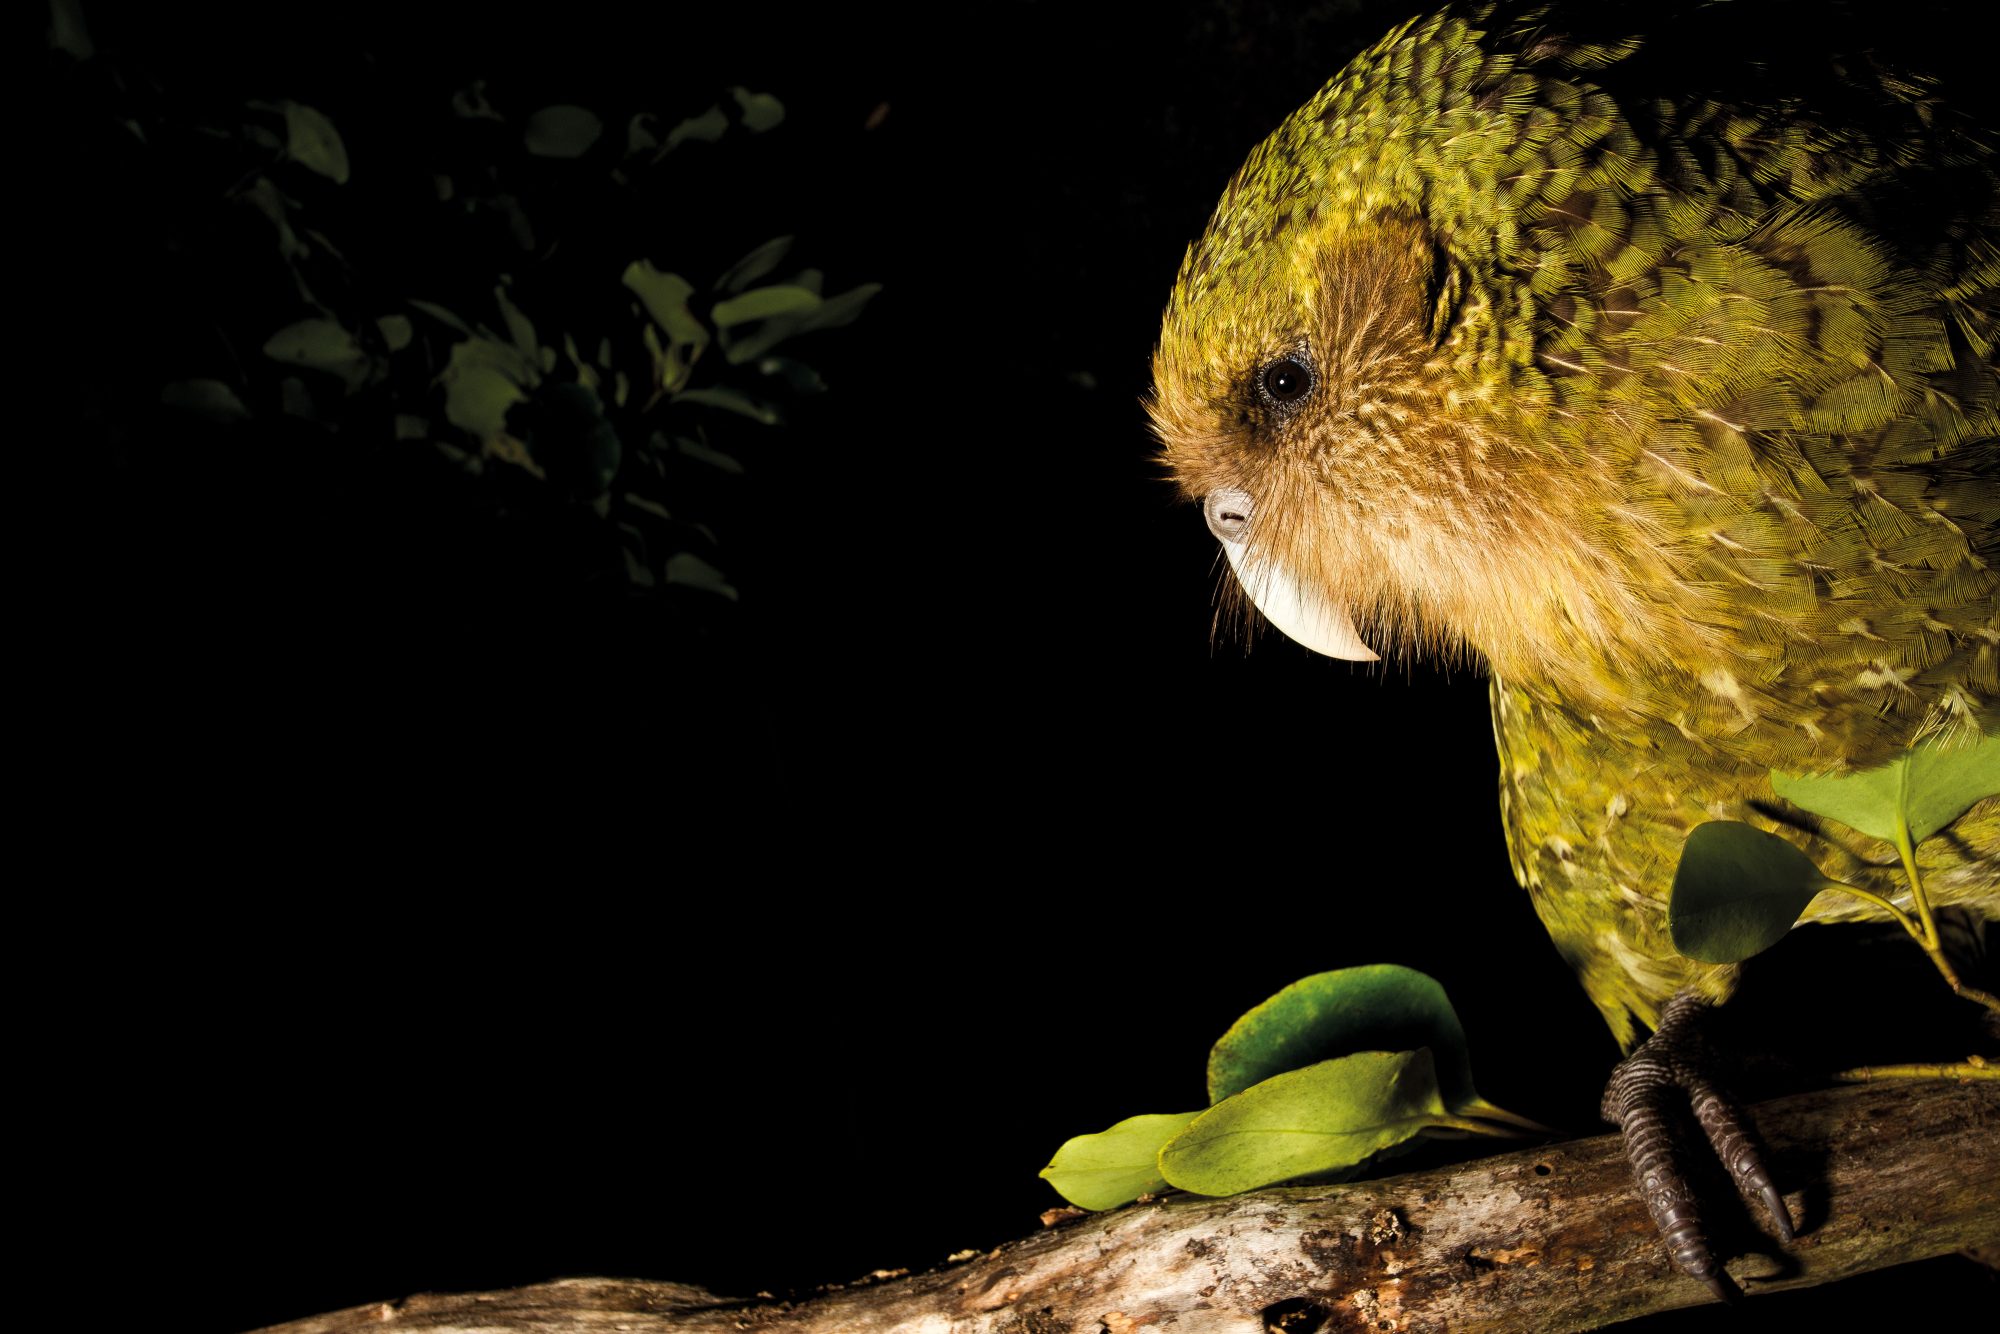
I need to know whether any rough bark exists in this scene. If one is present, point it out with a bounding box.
[255,1079,1998,1334]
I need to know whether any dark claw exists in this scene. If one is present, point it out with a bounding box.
[1602,991,1791,1295]
[1687,1067,1795,1241]
[1759,1184,1795,1243]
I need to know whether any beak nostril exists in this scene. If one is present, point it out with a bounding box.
[1204,489,1256,543]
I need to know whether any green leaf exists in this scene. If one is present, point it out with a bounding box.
[524,105,603,158]
[730,87,785,132]
[675,435,744,474]
[717,236,796,294]
[1160,1050,1448,1196]
[671,386,780,424]
[375,315,414,352]
[493,284,537,359]
[1774,734,2000,846]
[665,553,738,600]
[662,104,728,151]
[280,101,349,184]
[621,262,709,347]
[49,0,95,59]
[242,176,307,260]
[1669,821,1840,964]
[711,285,821,327]
[1206,964,1484,1114]
[408,299,472,335]
[626,113,661,155]
[1038,1112,1200,1211]
[799,281,882,331]
[442,337,535,437]
[718,282,882,364]
[263,319,368,387]
[160,379,250,424]
[623,492,673,523]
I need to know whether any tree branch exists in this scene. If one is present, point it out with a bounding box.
[256,1079,1998,1334]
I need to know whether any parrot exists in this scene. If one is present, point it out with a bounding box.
[1146,0,2000,1297]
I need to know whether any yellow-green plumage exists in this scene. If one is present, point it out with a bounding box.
[1150,3,2000,1048]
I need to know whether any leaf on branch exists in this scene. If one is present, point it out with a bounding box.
[524,105,604,158]
[1669,821,1841,964]
[160,379,250,424]
[279,101,350,183]
[1204,964,1517,1127]
[716,237,797,294]
[1039,1112,1201,1211]
[719,282,881,364]
[711,285,821,328]
[1774,733,2000,846]
[730,87,785,132]
[664,553,737,600]
[625,262,713,396]
[263,319,369,389]
[442,337,537,437]
[408,299,473,336]
[671,386,781,425]
[493,283,538,360]
[376,315,414,352]
[1159,1050,1451,1196]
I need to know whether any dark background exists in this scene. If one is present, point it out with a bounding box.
[39,2,1995,1330]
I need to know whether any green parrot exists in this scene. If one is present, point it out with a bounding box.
[1148,0,1999,1295]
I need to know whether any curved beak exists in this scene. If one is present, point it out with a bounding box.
[1219,537,1379,662]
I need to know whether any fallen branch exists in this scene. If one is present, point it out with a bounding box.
[257,1079,1998,1334]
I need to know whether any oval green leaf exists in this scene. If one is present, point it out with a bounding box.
[1207,964,1478,1111]
[1161,1050,1447,1197]
[671,386,780,425]
[408,299,472,335]
[1774,733,2000,846]
[524,105,603,159]
[711,285,821,328]
[717,236,797,294]
[1038,1112,1200,1212]
[160,379,250,423]
[799,282,883,332]
[263,319,367,386]
[375,314,414,353]
[281,101,349,183]
[730,87,785,133]
[664,553,738,600]
[1669,821,1840,964]
[675,436,744,475]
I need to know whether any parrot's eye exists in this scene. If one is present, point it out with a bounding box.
[1257,356,1314,411]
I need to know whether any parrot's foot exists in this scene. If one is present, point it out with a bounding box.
[1601,991,1795,1303]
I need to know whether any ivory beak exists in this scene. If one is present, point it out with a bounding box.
[1219,538,1379,662]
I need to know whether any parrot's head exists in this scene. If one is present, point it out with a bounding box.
[1148,130,1671,685]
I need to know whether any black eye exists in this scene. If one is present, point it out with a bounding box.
[1258,356,1313,410]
